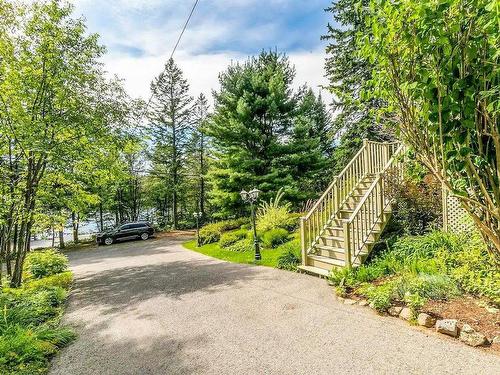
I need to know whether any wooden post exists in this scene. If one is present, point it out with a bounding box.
[343,221,352,268]
[363,139,370,175]
[300,217,307,266]
[378,173,384,221]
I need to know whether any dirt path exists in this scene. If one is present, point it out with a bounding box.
[50,235,499,374]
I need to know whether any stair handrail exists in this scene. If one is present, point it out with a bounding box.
[343,144,405,267]
[300,140,399,265]
[303,143,367,221]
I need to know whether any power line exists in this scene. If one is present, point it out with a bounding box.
[170,0,199,60]
[141,0,200,119]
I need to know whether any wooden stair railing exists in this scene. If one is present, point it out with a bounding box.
[343,144,405,267]
[300,140,400,267]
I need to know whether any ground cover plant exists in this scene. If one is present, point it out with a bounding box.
[0,249,74,374]
[329,230,499,318]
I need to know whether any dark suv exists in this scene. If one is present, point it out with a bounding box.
[96,222,154,246]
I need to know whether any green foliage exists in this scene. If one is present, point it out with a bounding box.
[206,51,332,215]
[262,228,290,249]
[322,0,393,174]
[148,58,194,229]
[386,171,442,235]
[0,324,75,375]
[226,238,254,253]
[23,272,73,291]
[198,218,249,245]
[23,250,69,280]
[219,229,248,248]
[360,0,500,254]
[0,260,74,375]
[358,283,394,311]
[256,189,293,233]
[330,230,498,309]
[276,239,302,271]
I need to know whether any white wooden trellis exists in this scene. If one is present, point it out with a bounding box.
[442,186,476,233]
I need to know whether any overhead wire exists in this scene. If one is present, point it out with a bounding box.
[141,0,200,119]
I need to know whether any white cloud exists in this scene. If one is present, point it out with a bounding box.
[71,0,333,105]
[102,49,332,106]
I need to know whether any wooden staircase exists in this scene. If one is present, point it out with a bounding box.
[298,140,404,277]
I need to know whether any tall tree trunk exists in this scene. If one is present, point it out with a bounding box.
[59,229,65,249]
[71,211,79,243]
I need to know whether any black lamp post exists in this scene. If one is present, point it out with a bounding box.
[240,188,261,261]
[193,212,202,247]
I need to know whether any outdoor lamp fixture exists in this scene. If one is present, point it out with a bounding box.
[193,212,202,247]
[240,188,261,261]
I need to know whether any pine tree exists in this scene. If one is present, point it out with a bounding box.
[322,0,393,172]
[148,58,193,229]
[187,94,210,218]
[286,88,333,197]
[206,51,297,217]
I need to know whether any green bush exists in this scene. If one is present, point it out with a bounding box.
[24,249,68,279]
[256,188,292,232]
[198,218,249,244]
[0,324,75,375]
[358,283,394,312]
[219,229,248,248]
[23,272,73,291]
[0,287,67,328]
[330,230,497,308]
[0,258,74,374]
[262,228,289,248]
[226,238,254,252]
[276,239,302,271]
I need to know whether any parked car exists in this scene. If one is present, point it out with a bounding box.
[96,222,154,246]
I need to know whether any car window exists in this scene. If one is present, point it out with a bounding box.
[120,224,132,230]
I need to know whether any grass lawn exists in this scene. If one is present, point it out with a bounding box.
[182,240,282,267]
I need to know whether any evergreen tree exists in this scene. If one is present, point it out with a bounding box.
[206,51,333,215]
[322,0,393,172]
[286,88,333,197]
[187,94,210,217]
[148,58,193,229]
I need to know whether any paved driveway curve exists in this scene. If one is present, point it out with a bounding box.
[50,235,499,375]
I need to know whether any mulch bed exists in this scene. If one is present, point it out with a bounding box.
[423,296,500,352]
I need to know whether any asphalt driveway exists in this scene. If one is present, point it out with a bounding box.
[50,234,500,374]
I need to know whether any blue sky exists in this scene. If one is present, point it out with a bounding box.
[72,0,334,101]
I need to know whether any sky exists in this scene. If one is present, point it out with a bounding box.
[72,0,334,104]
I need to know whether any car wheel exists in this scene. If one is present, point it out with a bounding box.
[104,237,113,245]
[140,232,149,240]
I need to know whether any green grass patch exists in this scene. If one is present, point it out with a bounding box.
[183,240,284,268]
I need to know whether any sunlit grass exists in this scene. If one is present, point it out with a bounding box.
[182,240,282,268]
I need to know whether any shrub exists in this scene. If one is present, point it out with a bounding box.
[262,228,289,248]
[23,272,73,291]
[276,239,302,271]
[394,274,460,301]
[384,169,442,235]
[358,283,394,312]
[0,324,75,375]
[226,238,254,252]
[24,249,68,279]
[219,229,248,248]
[256,188,292,232]
[198,218,249,244]
[0,287,67,328]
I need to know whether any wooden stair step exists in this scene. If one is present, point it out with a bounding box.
[297,265,330,278]
[320,235,344,241]
[308,254,345,268]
